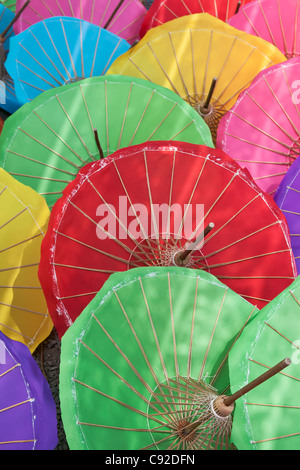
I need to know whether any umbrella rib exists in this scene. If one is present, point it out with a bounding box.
[198,288,228,381]
[101,38,124,76]
[277,0,288,57]
[168,273,179,380]
[0,364,20,379]
[73,378,168,428]
[77,422,169,434]
[7,148,78,177]
[42,21,72,80]
[190,29,198,98]
[174,157,208,245]
[251,432,300,445]
[245,402,300,409]
[85,176,155,265]
[55,95,95,161]
[32,110,85,167]
[129,90,155,146]
[53,263,115,275]
[0,233,43,255]
[249,358,300,382]
[99,0,111,26]
[16,58,58,88]
[90,313,173,420]
[89,28,101,77]
[202,30,213,98]
[55,0,66,16]
[117,81,133,150]
[80,20,84,79]
[0,206,27,230]
[60,18,77,79]
[55,230,140,266]
[0,302,47,317]
[40,0,55,16]
[78,338,169,420]
[146,41,180,95]
[67,0,75,17]
[0,440,36,446]
[0,398,34,414]
[168,32,191,105]
[0,321,33,341]
[289,290,300,307]
[90,0,96,23]
[27,30,67,83]
[9,172,71,184]
[210,305,258,386]
[187,277,199,380]
[111,159,161,263]
[194,221,282,262]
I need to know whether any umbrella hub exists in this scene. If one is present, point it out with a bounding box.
[185,94,226,143]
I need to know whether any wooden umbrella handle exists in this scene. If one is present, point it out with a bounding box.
[223,357,291,407]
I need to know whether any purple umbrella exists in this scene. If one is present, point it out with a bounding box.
[0,331,58,450]
[275,156,300,274]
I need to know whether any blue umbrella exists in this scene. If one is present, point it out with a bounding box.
[5,16,130,105]
[0,3,17,113]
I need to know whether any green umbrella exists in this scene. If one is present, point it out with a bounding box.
[0,75,213,208]
[229,275,300,450]
[60,266,259,450]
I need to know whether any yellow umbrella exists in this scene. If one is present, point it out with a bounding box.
[0,169,53,353]
[107,13,286,143]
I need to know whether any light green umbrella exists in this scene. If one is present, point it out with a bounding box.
[229,275,300,450]
[60,266,259,450]
[0,1,16,12]
[0,75,213,208]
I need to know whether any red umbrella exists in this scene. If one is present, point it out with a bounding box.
[140,0,253,38]
[38,141,296,338]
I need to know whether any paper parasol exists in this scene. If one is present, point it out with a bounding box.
[0,75,213,209]
[38,141,296,338]
[217,57,300,196]
[59,266,259,450]
[107,13,286,143]
[229,275,300,450]
[5,16,130,105]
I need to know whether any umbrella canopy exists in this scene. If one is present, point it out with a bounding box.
[229,274,300,450]
[0,75,213,209]
[274,156,300,273]
[140,0,253,38]
[60,266,259,450]
[13,0,147,45]
[38,141,296,339]
[0,168,53,353]
[0,1,16,12]
[0,3,18,113]
[5,16,130,106]
[0,330,57,449]
[217,58,300,197]
[107,13,286,143]
[229,0,300,59]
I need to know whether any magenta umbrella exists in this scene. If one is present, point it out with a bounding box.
[13,0,147,44]
[0,331,58,450]
[274,155,300,272]
[217,57,300,196]
[229,0,300,59]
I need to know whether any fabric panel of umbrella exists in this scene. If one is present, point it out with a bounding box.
[274,156,300,273]
[5,16,131,106]
[140,0,253,38]
[59,266,259,450]
[229,275,300,450]
[0,1,16,12]
[13,0,147,45]
[217,58,300,197]
[107,13,286,144]
[0,168,53,353]
[0,75,213,209]
[0,331,57,449]
[38,141,296,339]
[229,0,300,60]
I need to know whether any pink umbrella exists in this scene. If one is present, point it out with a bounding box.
[13,0,147,44]
[229,0,300,59]
[216,57,300,196]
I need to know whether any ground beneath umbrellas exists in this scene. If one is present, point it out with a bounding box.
[33,328,69,450]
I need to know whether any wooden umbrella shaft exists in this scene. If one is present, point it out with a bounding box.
[223,358,291,407]
[203,78,217,110]
[104,0,126,30]
[179,222,215,262]
[94,129,104,159]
